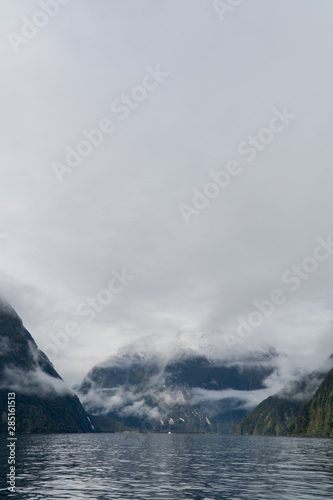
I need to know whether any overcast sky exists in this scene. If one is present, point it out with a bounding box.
[1,0,333,386]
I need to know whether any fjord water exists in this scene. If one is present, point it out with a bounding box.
[1,434,333,499]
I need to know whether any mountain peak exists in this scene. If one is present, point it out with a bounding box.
[0,298,93,433]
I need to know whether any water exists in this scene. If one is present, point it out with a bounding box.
[1,433,333,499]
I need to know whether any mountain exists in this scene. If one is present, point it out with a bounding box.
[77,343,285,433]
[87,414,132,433]
[231,396,303,436]
[289,366,333,437]
[0,300,93,433]
[232,357,333,436]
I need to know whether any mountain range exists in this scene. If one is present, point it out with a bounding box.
[77,343,287,433]
[1,298,333,437]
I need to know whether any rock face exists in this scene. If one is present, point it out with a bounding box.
[78,344,284,433]
[232,358,333,436]
[0,300,92,433]
[231,395,303,436]
[289,367,333,438]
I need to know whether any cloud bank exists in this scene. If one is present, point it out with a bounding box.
[1,1,333,385]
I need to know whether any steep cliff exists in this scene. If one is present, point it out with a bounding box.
[0,300,92,433]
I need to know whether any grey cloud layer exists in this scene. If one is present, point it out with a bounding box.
[1,0,333,385]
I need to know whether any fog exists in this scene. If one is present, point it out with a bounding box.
[0,366,71,397]
[1,1,333,386]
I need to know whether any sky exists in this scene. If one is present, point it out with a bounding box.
[1,0,333,387]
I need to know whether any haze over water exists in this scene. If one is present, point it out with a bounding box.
[1,434,333,499]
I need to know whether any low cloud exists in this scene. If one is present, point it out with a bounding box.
[0,367,72,397]
[190,387,276,411]
[77,346,298,420]
[80,386,163,420]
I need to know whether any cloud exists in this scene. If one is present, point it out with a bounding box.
[77,345,298,420]
[79,386,163,420]
[1,0,333,386]
[190,387,275,411]
[0,367,72,397]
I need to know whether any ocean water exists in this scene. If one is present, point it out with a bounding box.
[1,433,333,499]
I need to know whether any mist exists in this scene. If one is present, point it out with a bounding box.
[1,1,333,387]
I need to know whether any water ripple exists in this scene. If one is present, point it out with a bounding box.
[1,434,333,499]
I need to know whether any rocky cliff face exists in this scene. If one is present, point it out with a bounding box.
[0,300,93,433]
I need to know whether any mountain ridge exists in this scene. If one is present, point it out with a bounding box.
[289,366,333,437]
[0,300,93,433]
[232,356,333,436]
[77,343,286,433]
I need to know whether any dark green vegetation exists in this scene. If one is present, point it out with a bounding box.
[232,395,303,436]
[232,360,333,437]
[78,347,282,434]
[0,300,92,433]
[0,391,91,433]
[289,367,333,437]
